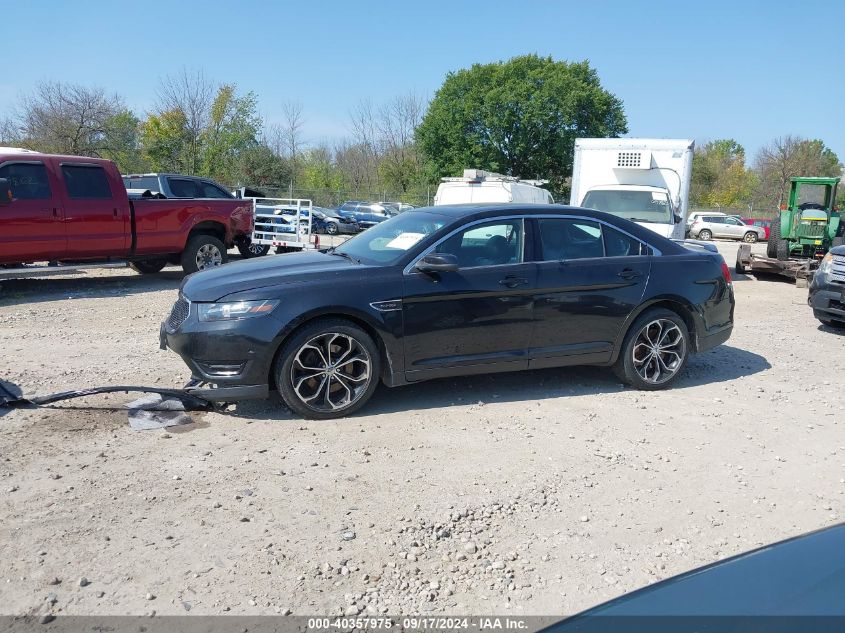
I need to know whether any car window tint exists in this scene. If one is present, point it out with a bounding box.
[199,182,232,198]
[438,220,524,268]
[61,165,112,199]
[167,178,198,197]
[0,162,52,199]
[603,225,647,257]
[537,219,604,260]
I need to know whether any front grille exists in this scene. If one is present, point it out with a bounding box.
[166,296,190,332]
[797,221,826,238]
[832,255,845,283]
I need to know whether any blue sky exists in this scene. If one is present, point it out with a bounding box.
[3,0,843,162]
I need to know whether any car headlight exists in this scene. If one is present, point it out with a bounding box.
[818,252,833,275]
[197,300,280,322]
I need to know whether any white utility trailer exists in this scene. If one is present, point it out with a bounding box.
[249,198,321,254]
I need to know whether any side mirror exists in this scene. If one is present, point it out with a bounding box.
[0,178,10,206]
[415,253,458,273]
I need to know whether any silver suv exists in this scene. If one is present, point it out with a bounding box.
[688,215,766,243]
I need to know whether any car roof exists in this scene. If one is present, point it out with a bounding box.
[411,204,687,252]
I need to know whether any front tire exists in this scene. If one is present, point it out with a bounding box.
[129,259,167,274]
[275,319,380,419]
[698,229,712,241]
[743,232,758,243]
[325,222,339,235]
[613,308,690,390]
[181,235,227,274]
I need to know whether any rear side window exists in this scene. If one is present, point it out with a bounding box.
[704,216,724,223]
[603,225,649,256]
[167,178,198,197]
[537,219,604,260]
[0,162,51,199]
[61,165,112,199]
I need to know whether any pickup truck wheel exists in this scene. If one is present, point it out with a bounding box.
[237,242,270,258]
[129,259,167,274]
[182,235,227,274]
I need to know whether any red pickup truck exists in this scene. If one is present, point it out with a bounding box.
[0,149,253,274]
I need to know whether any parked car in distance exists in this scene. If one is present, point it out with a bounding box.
[122,173,235,199]
[381,201,416,214]
[545,522,845,631]
[689,215,766,242]
[336,200,396,229]
[0,149,253,274]
[686,211,726,233]
[808,245,845,328]
[742,217,772,240]
[312,206,358,235]
[161,204,734,419]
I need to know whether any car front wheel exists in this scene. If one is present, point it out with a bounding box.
[275,319,380,419]
[613,308,690,390]
[325,222,339,235]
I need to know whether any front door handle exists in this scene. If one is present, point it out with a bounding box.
[499,276,529,288]
[618,268,642,280]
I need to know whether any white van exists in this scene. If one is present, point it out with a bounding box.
[434,169,554,206]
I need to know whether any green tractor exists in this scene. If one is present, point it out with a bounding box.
[767,176,843,261]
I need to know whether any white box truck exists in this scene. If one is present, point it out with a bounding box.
[569,138,695,240]
[434,169,554,205]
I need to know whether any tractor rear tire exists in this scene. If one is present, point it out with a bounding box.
[833,237,845,247]
[768,220,789,260]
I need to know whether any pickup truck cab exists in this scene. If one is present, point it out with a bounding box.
[122,173,235,199]
[0,149,253,275]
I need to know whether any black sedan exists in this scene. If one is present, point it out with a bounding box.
[161,205,734,419]
[809,245,845,328]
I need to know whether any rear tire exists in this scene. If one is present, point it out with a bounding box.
[613,308,690,390]
[768,219,790,260]
[181,235,227,274]
[238,242,270,258]
[743,232,758,243]
[275,319,381,420]
[129,259,167,274]
[698,229,712,240]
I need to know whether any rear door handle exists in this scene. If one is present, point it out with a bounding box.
[499,276,529,288]
[618,268,642,280]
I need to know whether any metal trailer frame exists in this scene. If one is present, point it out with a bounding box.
[249,197,320,252]
[735,243,819,285]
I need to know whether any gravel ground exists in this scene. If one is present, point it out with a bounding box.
[1,241,843,619]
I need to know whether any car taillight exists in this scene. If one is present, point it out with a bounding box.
[720,260,732,285]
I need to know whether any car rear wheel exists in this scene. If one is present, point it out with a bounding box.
[275,319,380,420]
[613,308,690,390]
[181,235,228,274]
[743,232,758,243]
[698,229,712,241]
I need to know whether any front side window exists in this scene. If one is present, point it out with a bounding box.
[199,181,233,198]
[61,165,112,199]
[0,162,51,199]
[437,220,524,268]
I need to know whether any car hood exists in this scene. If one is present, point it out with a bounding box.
[180,251,359,301]
[830,244,845,256]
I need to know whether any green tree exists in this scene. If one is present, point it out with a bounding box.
[141,108,192,172]
[201,85,261,183]
[690,139,754,208]
[101,110,148,173]
[416,55,627,193]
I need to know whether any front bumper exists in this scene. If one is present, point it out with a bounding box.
[808,278,845,322]
[159,306,278,401]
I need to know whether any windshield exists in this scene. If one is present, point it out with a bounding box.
[335,211,448,265]
[581,189,674,224]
